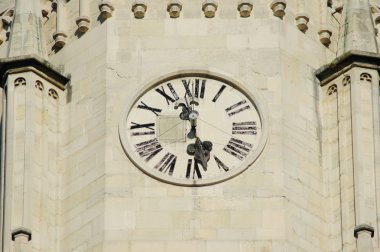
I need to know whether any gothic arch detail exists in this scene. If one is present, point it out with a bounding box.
[48,89,59,99]
[14,77,26,87]
[360,73,372,83]
[35,81,44,91]
[327,84,337,95]
[342,75,351,86]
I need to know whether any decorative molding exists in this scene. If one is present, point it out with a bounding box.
[327,84,337,95]
[316,51,380,86]
[354,224,375,238]
[48,88,59,99]
[98,0,115,19]
[167,0,182,18]
[132,0,147,19]
[53,31,68,49]
[360,73,372,83]
[0,55,70,90]
[295,14,309,33]
[202,0,218,18]
[237,0,253,18]
[76,16,91,33]
[11,227,32,241]
[35,80,44,91]
[342,75,351,86]
[318,28,332,47]
[14,77,26,87]
[270,0,287,19]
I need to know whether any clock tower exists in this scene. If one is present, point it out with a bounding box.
[1,0,380,251]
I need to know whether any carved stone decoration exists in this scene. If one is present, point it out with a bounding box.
[52,0,58,10]
[35,81,44,91]
[360,73,372,83]
[53,32,68,49]
[237,0,253,18]
[318,28,332,47]
[354,224,375,251]
[0,13,13,46]
[132,0,147,19]
[202,0,218,18]
[99,0,115,19]
[342,75,351,86]
[270,0,287,19]
[374,14,380,36]
[12,227,32,241]
[295,14,309,32]
[12,227,32,252]
[48,89,59,100]
[76,16,91,33]
[14,77,26,87]
[167,0,182,18]
[327,84,337,95]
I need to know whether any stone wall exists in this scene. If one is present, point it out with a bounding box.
[2,0,380,251]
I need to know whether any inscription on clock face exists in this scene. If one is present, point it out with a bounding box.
[119,72,267,186]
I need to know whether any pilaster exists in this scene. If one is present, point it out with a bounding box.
[317,52,380,251]
[0,58,69,251]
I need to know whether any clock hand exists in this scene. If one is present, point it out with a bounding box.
[187,137,213,170]
[174,94,200,139]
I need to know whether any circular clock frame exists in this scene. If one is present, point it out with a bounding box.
[118,70,269,187]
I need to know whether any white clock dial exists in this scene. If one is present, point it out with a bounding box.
[119,72,267,186]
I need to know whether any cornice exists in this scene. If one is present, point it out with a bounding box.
[316,50,380,86]
[0,54,70,90]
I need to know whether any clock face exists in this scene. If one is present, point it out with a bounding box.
[119,72,267,186]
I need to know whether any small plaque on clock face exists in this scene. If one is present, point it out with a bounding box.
[157,115,186,142]
[119,71,268,186]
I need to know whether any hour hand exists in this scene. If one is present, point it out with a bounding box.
[187,139,213,170]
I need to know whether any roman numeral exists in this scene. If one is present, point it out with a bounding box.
[223,138,253,160]
[154,152,177,176]
[135,138,163,162]
[130,122,155,136]
[185,159,202,179]
[225,100,250,117]
[182,79,193,98]
[213,155,229,172]
[155,83,179,105]
[232,121,257,135]
[137,101,162,116]
[194,79,206,99]
[212,85,226,102]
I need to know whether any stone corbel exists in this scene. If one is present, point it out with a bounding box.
[202,0,218,18]
[295,14,309,33]
[270,0,287,19]
[99,0,115,19]
[53,31,68,48]
[132,0,147,19]
[237,0,253,18]
[167,0,182,18]
[318,28,332,47]
[77,0,91,33]
[53,0,68,49]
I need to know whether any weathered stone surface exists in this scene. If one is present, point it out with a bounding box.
[0,0,379,251]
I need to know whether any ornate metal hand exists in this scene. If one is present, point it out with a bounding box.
[175,96,199,139]
[187,138,213,170]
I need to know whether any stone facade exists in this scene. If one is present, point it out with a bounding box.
[0,0,380,251]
